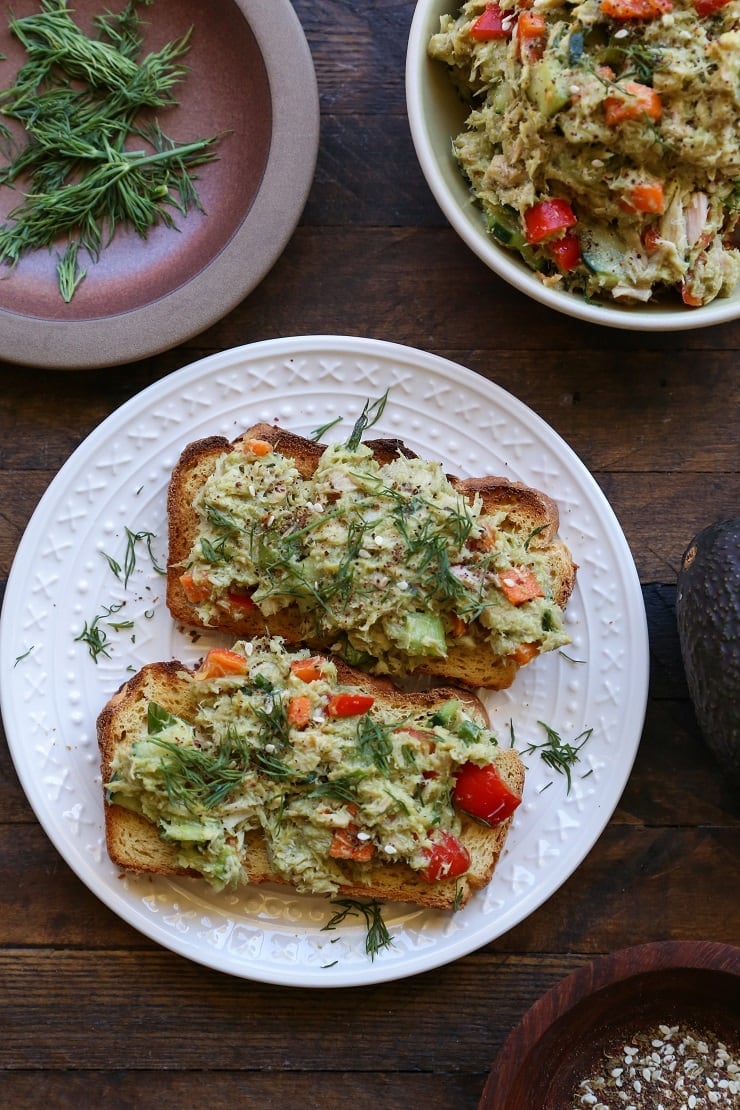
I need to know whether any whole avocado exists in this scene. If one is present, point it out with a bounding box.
[676,518,740,778]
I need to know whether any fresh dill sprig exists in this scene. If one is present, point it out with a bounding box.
[147,708,250,810]
[522,721,593,793]
[122,526,164,587]
[56,241,87,302]
[252,694,292,750]
[101,549,123,577]
[322,897,393,960]
[0,0,223,300]
[612,42,663,84]
[74,604,118,661]
[356,715,393,775]
[311,415,343,441]
[308,775,364,805]
[523,523,548,550]
[345,391,389,451]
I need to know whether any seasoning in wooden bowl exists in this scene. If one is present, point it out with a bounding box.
[479,941,740,1110]
[572,1020,740,1107]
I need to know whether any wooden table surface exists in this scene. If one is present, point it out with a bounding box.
[1,2,738,1106]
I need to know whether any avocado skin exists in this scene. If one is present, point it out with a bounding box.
[676,518,740,779]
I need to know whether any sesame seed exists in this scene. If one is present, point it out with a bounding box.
[571,1023,740,1108]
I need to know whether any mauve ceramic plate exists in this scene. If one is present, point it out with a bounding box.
[0,0,319,369]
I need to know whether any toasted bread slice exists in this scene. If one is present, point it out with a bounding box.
[166,422,576,689]
[97,648,525,911]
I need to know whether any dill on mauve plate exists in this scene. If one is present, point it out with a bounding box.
[0,0,222,301]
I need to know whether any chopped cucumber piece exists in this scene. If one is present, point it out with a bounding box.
[488,208,527,250]
[457,719,483,744]
[430,698,462,727]
[580,225,627,289]
[528,58,570,118]
[161,819,222,842]
[401,611,447,656]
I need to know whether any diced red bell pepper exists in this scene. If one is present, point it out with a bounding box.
[329,825,375,862]
[470,3,512,40]
[179,570,210,604]
[642,226,663,255]
[680,280,704,307]
[549,234,582,272]
[226,589,258,612]
[420,830,471,882]
[601,0,672,17]
[517,10,546,60]
[518,10,546,36]
[287,695,312,729]
[453,762,522,826]
[604,82,662,124]
[509,641,539,666]
[694,0,730,12]
[524,199,577,244]
[498,565,544,605]
[621,182,665,214]
[290,656,326,683]
[196,648,249,680]
[326,692,375,718]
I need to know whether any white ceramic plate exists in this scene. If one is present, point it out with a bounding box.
[0,336,649,986]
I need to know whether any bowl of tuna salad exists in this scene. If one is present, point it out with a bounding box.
[406,0,740,329]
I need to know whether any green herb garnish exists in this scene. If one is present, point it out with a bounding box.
[147,709,250,810]
[74,600,128,661]
[522,722,593,793]
[345,391,389,451]
[122,527,164,587]
[356,715,394,775]
[323,897,393,960]
[311,415,343,441]
[101,525,164,587]
[0,0,223,300]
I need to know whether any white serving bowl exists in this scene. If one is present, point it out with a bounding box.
[405,0,740,332]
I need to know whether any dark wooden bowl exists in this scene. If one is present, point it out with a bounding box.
[480,940,740,1109]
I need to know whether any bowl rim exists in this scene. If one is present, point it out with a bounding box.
[405,0,740,333]
[479,940,740,1108]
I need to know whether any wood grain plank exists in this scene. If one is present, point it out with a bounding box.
[297,1,414,116]
[0,949,582,1072]
[0,1072,482,1110]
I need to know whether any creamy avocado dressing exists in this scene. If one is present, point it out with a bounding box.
[106,639,503,893]
[182,438,570,673]
[429,0,740,306]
